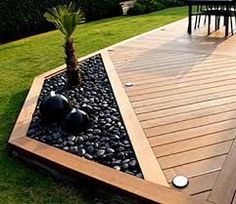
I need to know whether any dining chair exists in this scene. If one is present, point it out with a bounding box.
[194,3,234,36]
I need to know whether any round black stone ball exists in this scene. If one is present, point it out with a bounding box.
[39,92,71,124]
[62,109,90,133]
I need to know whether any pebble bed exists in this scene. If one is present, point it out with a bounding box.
[27,55,143,178]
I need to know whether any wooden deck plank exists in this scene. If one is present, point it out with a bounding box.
[120,58,235,82]
[116,55,236,75]
[152,129,236,157]
[129,80,236,103]
[177,171,220,195]
[137,94,236,119]
[119,63,236,82]
[141,101,236,129]
[148,119,236,145]
[119,38,236,55]
[126,74,236,96]
[192,191,211,201]
[133,85,236,111]
[127,73,236,96]
[144,109,236,137]
[122,67,236,89]
[164,155,226,182]
[158,141,233,169]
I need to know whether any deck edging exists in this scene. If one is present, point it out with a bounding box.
[101,50,169,186]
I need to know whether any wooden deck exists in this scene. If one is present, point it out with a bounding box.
[9,17,236,204]
[108,18,236,203]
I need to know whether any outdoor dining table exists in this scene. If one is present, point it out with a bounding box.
[188,0,233,37]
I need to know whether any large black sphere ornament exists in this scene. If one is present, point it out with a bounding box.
[39,91,71,124]
[62,108,90,133]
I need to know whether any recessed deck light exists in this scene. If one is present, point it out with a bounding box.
[125,82,134,87]
[172,175,189,188]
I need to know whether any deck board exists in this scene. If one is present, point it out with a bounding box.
[158,140,232,169]
[192,191,211,201]
[164,155,226,181]
[153,130,236,157]
[108,18,236,202]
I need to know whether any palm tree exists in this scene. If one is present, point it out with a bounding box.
[44,3,83,86]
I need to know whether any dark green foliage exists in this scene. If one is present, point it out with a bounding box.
[0,0,69,41]
[127,0,186,16]
[176,0,188,6]
[77,0,120,21]
[159,0,187,7]
[127,3,146,15]
[127,0,166,15]
[0,0,120,42]
[144,0,166,13]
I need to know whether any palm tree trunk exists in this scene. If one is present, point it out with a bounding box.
[65,38,81,86]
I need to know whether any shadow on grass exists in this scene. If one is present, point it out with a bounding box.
[0,89,29,139]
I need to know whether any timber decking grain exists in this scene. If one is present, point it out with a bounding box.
[108,18,236,203]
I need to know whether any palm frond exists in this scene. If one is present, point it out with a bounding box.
[44,3,83,39]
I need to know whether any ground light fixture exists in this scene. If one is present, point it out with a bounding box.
[172,175,189,188]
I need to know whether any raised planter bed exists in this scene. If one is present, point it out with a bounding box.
[27,54,143,178]
[8,50,207,204]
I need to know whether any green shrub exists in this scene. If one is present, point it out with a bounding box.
[158,0,186,7]
[127,0,166,16]
[176,0,188,6]
[77,0,120,21]
[159,0,177,7]
[0,0,120,42]
[144,0,165,13]
[0,0,68,41]
[127,3,145,15]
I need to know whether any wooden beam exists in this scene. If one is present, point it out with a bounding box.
[9,75,44,142]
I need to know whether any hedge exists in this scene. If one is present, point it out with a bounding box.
[77,0,121,21]
[0,0,121,42]
[127,0,186,16]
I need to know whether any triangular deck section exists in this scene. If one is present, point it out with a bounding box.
[107,18,236,203]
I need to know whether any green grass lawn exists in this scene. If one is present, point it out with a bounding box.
[0,7,187,204]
